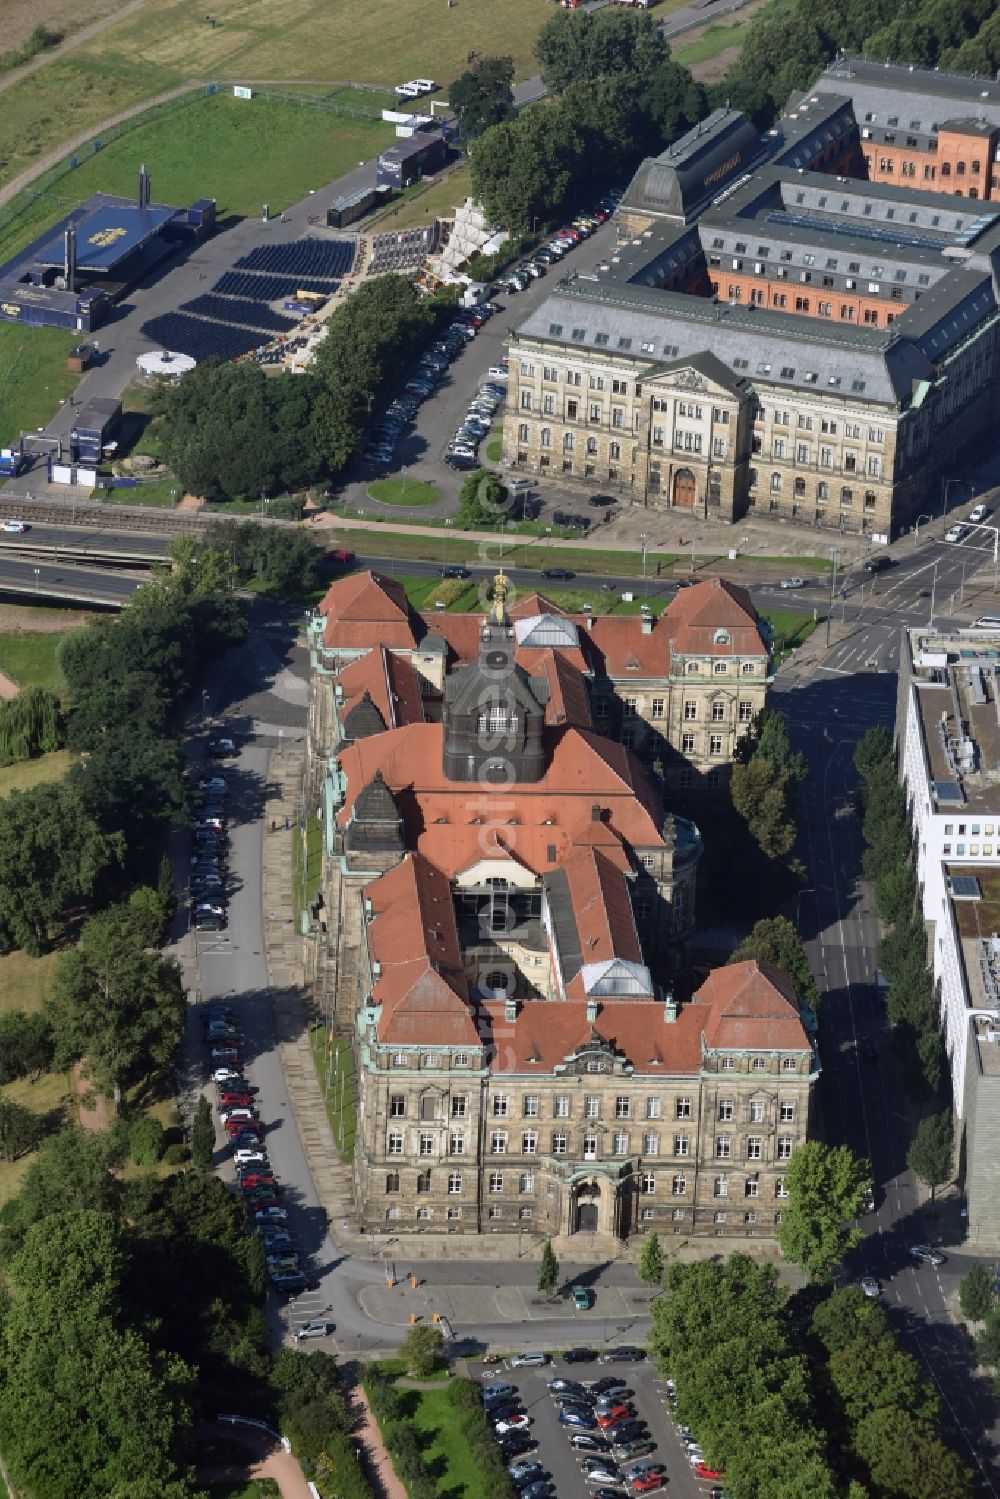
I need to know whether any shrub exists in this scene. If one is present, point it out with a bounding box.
[128,1115,165,1165]
[162,1142,190,1166]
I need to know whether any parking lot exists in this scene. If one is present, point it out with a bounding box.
[471,1352,725,1499]
[352,208,621,499]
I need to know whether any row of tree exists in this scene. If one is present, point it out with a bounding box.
[0,1121,372,1497]
[461,12,708,232]
[152,275,444,501]
[854,726,944,1098]
[649,1252,972,1498]
[718,0,999,130]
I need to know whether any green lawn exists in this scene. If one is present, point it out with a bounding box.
[407,1385,486,1498]
[0,749,72,796]
[332,526,680,577]
[762,609,819,662]
[484,427,503,464]
[0,325,78,446]
[0,948,62,1015]
[368,478,440,508]
[292,816,322,916]
[0,631,68,690]
[102,478,182,508]
[376,161,474,232]
[309,1027,356,1162]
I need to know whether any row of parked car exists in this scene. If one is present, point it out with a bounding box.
[496,194,619,296]
[190,740,238,931]
[363,306,500,470]
[204,1006,323,1310]
[446,362,508,471]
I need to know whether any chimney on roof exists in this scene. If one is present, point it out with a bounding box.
[641,615,653,635]
[586,998,600,1022]
[664,990,678,1024]
[585,615,593,631]
[372,960,382,980]
[504,997,519,1023]
[591,803,602,822]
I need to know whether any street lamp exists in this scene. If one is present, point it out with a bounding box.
[32,568,39,594]
[202,689,210,722]
[913,513,933,549]
[639,533,648,597]
[824,548,839,649]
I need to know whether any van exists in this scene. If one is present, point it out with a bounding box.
[970,503,989,524]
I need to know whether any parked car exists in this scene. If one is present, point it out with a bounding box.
[570,1433,612,1453]
[563,1348,599,1364]
[601,1347,645,1363]
[494,1416,532,1435]
[483,1383,519,1402]
[631,1474,664,1493]
[508,1460,544,1482]
[234,1148,268,1166]
[295,1320,334,1340]
[611,1439,655,1462]
[589,1378,628,1397]
[207,737,237,757]
[511,1351,547,1368]
[549,1377,589,1395]
[571,1286,593,1310]
[560,1410,597,1429]
[693,1464,724,1481]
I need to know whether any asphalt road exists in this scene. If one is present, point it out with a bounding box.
[774,566,1000,1491]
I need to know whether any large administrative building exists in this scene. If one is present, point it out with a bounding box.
[307,573,818,1241]
[503,57,1000,539]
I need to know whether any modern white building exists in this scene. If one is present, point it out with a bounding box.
[898,626,1000,1238]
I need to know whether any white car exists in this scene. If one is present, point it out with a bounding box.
[970,503,989,524]
[859,1275,881,1299]
[511,1351,548,1368]
[487,365,509,379]
[214,1067,243,1084]
[234,1148,268,1166]
[295,1319,335,1341]
[945,524,966,543]
[1,520,26,533]
[493,1416,532,1435]
[218,1106,254,1124]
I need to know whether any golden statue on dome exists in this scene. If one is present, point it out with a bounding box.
[492,566,509,624]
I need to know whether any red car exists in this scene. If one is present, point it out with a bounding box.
[239,1174,276,1191]
[219,1092,253,1108]
[597,1405,634,1429]
[225,1117,263,1137]
[632,1477,664,1494]
[694,1464,724,1481]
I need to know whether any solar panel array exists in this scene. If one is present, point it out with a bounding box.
[180,294,297,333]
[213,271,336,300]
[141,313,266,362]
[234,240,355,278]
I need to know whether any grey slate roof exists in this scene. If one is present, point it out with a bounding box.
[810,55,1000,136]
[619,108,766,223]
[517,280,927,406]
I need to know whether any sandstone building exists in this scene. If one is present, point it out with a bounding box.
[503,60,1000,539]
[306,572,818,1241]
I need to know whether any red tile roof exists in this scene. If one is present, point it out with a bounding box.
[365,854,479,1046]
[509,592,570,619]
[560,847,646,1000]
[320,571,418,651]
[479,959,807,1074]
[335,647,424,729]
[664,578,767,659]
[689,960,810,1052]
[337,723,666,877]
[586,616,669,678]
[521,648,593,728]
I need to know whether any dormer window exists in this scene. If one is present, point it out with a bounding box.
[713,630,730,645]
[477,708,519,733]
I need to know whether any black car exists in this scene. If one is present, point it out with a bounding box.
[864,553,893,573]
[208,737,237,757]
[589,1377,628,1396]
[541,567,574,581]
[440,565,471,579]
[605,1420,647,1445]
[498,1435,537,1460]
[601,1347,646,1363]
[563,1347,599,1364]
[194,913,225,932]
[589,493,616,508]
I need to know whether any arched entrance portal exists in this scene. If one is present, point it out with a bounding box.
[574,1182,601,1232]
[673,468,696,508]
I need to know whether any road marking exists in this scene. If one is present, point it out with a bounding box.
[817,664,853,675]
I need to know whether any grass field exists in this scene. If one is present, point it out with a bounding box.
[376,161,473,232]
[309,1027,356,1162]
[329,526,680,576]
[0,949,61,1014]
[762,608,819,662]
[1,92,393,263]
[0,325,78,445]
[0,631,68,689]
[0,749,72,796]
[368,478,439,508]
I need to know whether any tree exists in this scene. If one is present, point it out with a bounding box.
[959,1263,994,1323]
[534,8,667,93]
[0,1097,41,1162]
[450,55,514,141]
[828,1336,938,1425]
[470,106,585,233]
[47,900,186,1106]
[538,1238,560,1297]
[729,915,820,1011]
[638,1232,664,1285]
[854,1405,972,1499]
[640,59,709,144]
[976,1304,1000,1367]
[907,1110,953,1202]
[855,724,894,781]
[457,469,508,527]
[0,1009,53,1082]
[399,1322,444,1377]
[191,1094,215,1174]
[777,1141,871,1281]
[0,780,123,954]
[730,756,798,860]
[810,1285,892,1354]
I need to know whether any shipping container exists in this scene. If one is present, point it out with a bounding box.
[376,130,445,190]
[326,185,388,229]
